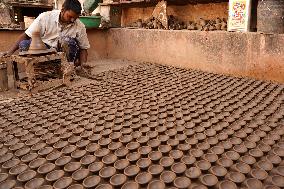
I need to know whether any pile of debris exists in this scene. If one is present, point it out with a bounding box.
[128,16,227,31]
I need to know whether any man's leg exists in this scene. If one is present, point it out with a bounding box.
[60,37,80,63]
[19,39,32,52]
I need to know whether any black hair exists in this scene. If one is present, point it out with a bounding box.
[62,0,82,15]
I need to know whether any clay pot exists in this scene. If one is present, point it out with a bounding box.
[80,155,96,166]
[189,149,203,158]
[243,178,263,189]
[272,147,284,157]
[2,158,21,169]
[37,163,56,174]
[102,154,118,165]
[0,173,8,182]
[72,168,89,181]
[233,144,248,154]
[206,137,219,145]
[233,162,251,174]
[200,174,218,187]
[158,145,172,154]
[53,177,73,189]
[276,166,284,176]
[124,165,140,177]
[160,171,176,184]
[0,153,13,164]
[250,168,268,180]
[126,152,141,163]
[148,164,164,176]
[114,159,129,171]
[99,166,116,179]
[55,156,72,167]
[114,147,129,158]
[243,140,257,149]
[0,180,16,189]
[95,148,111,158]
[86,143,100,153]
[17,170,37,182]
[46,150,62,162]
[88,161,104,173]
[46,170,65,182]
[174,177,191,189]
[248,149,264,159]
[110,174,127,187]
[25,178,45,189]
[203,153,218,163]
[210,146,224,155]
[185,167,201,179]
[216,157,233,168]
[218,180,237,189]
[266,154,281,165]
[209,165,227,177]
[83,175,101,188]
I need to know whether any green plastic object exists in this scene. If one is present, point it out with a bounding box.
[79,16,102,29]
[83,0,102,13]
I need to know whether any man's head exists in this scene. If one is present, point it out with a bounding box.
[61,0,82,24]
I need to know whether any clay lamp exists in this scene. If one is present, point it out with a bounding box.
[195,160,211,172]
[89,134,102,142]
[247,134,260,143]
[55,156,72,167]
[95,148,111,158]
[200,174,218,187]
[114,159,129,171]
[148,164,164,177]
[169,150,183,161]
[271,175,284,188]
[186,138,198,145]
[86,143,100,153]
[181,155,196,166]
[72,168,90,181]
[131,131,142,139]
[148,139,161,149]
[190,149,203,158]
[230,137,242,145]
[0,152,13,164]
[0,173,8,183]
[243,140,257,149]
[233,144,248,154]
[0,179,16,189]
[119,135,133,144]
[183,129,195,137]
[239,155,256,165]
[108,142,123,151]
[124,165,140,177]
[147,180,166,189]
[174,177,191,189]
[98,138,112,147]
[216,157,233,168]
[197,142,210,151]
[62,145,77,155]
[171,162,187,175]
[206,137,219,145]
[99,166,116,179]
[109,174,127,187]
[249,148,264,159]
[218,180,238,189]
[29,158,47,169]
[177,143,191,152]
[224,151,240,161]
[37,163,56,174]
[185,167,201,179]
[138,146,152,157]
[126,152,141,163]
[136,136,149,145]
[88,161,104,173]
[159,157,174,168]
[9,142,25,151]
[244,178,263,189]
[233,162,251,174]
[209,146,224,155]
[266,154,281,165]
[209,165,227,177]
[2,158,21,169]
[160,171,176,184]
[137,158,151,170]
[147,131,159,139]
[102,154,118,165]
[46,170,65,182]
[272,147,284,157]
[53,177,73,189]
[204,129,216,137]
[256,160,273,171]
[67,184,84,189]
[53,141,68,150]
[203,153,218,163]
[76,140,90,148]
[83,175,101,188]
[25,178,45,189]
[250,168,268,180]
[158,145,172,154]
[45,150,62,162]
[80,155,96,166]
[167,139,179,147]
[64,162,81,173]
[148,151,162,162]
[226,171,245,184]
[16,169,37,182]
[262,138,275,146]
[122,181,139,189]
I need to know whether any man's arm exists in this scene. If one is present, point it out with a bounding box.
[5,33,30,55]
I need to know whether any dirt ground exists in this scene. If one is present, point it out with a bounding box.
[0,58,140,103]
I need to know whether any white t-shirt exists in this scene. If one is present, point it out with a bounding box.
[25,10,90,50]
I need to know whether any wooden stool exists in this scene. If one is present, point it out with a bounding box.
[0,52,72,92]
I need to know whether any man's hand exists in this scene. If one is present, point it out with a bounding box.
[0,51,13,57]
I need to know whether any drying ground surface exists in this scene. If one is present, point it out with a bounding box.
[0,62,283,189]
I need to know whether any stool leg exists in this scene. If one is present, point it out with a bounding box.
[60,52,73,86]
[6,58,16,90]
[25,59,36,91]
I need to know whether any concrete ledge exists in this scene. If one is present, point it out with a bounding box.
[106,29,284,83]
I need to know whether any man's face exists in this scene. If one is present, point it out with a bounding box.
[61,9,79,24]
